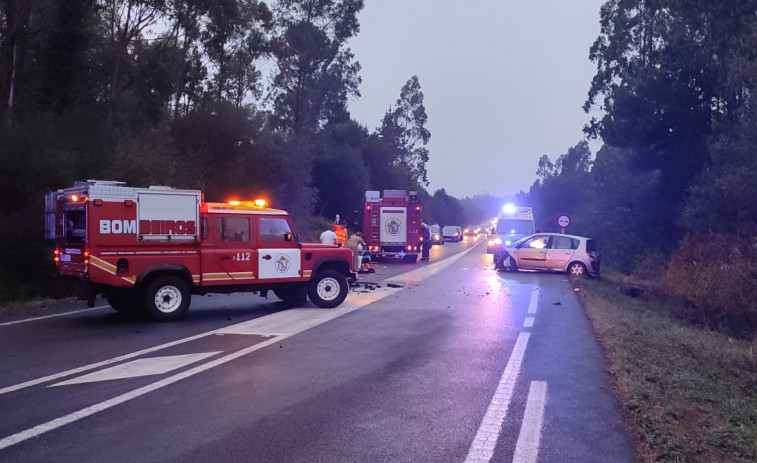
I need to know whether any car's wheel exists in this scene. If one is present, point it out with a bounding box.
[274,284,308,304]
[505,256,518,272]
[105,288,140,315]
[308,270,348,308]
[567,261,587,276]
[143,276,191,321]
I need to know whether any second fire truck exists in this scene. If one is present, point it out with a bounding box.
[362,190,423,263]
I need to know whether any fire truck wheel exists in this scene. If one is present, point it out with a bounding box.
[308,270,348,308]
[143,276,191,321]
[274,284,308,304]
[106,289,140,315]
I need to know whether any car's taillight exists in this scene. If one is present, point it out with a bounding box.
[586,250,597,259]
[54,248,60,263]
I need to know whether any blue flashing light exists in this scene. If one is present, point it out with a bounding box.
[502,203,516,214]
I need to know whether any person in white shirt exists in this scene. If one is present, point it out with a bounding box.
[320,228,337,245]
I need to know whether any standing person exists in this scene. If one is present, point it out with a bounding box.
[320,227,337,245]
[346,231,366,271]
[420,222,431,261]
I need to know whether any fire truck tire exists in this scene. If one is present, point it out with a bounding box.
[308,270,348,308]
[143,276,191,321]
[105,289,140,315]
[274,284,308,304]
[403,254,418,263]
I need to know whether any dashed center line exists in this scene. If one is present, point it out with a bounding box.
[527,288,539,314]
[465,332,531,463]
[513,381,548,463]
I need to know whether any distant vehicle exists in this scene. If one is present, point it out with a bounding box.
[442,225,462,242]
[463,225,479,237]
[487,205,535,254]
[429,224,444,245]
[493,233,600,276]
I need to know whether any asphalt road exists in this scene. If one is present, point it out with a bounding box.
[0,236,634,462]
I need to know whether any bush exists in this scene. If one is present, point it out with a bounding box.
[663,233,757,339]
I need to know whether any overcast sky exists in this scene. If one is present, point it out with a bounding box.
[347,0,606,199]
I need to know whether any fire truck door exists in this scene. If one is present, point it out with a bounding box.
[256,217,301,280]
[209,216,257,284]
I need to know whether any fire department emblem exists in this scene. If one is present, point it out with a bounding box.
[384,219,401,236]
[275,255,290,273]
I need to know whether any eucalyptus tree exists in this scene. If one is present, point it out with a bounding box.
[200,0,272,107]
[269,0,363,134]
[378,75,431,186]
[584,0,757,249]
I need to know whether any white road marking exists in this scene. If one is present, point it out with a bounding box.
[465,332,531,463]
[513,381,548,463]
[0,306,109,327]
[51,352,221,386]
[0,331,219,395]
[0,244,485,449]
[523,317,534,328]
[527,288,539,314]
[0,338,280,451]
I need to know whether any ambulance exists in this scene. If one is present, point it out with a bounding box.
[486,204,536,254]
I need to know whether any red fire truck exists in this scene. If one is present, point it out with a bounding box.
[45,180,356,320]
[362,190,422,263]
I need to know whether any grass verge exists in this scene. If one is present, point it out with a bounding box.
[575,277,757,463]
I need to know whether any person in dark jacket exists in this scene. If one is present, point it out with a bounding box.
[420,223,431,261]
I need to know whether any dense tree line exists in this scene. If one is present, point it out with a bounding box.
[526,1,757,337]
[0,0,443,299]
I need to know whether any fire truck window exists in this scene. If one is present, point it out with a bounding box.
[65,211,86,243]
[259,218,292,242]
[201,217,208,239]
[217,217,249,242]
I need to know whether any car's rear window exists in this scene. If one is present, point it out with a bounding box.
[586,239,597,252]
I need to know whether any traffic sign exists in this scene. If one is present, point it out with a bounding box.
[557,214,571,229]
